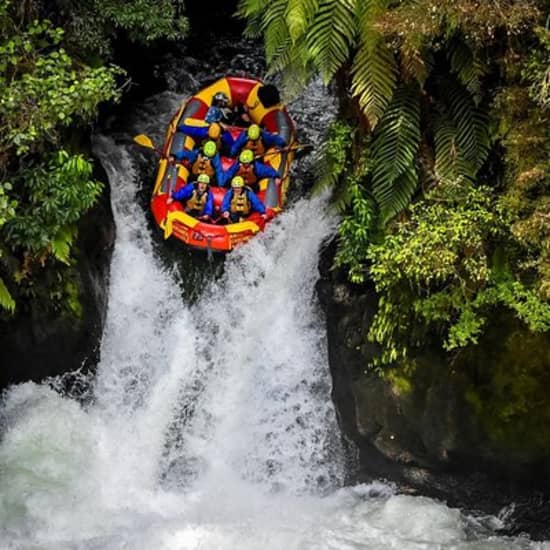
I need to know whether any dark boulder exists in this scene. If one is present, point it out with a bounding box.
[317,239,550,539]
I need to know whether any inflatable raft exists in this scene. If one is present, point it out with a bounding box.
[150,76,296,252]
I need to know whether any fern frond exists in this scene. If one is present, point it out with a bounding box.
[351,37,398,128]
[371,85,420,186]
[433,84,489,185]
[262,0,291,62]
[370,84,421,221]
[305,0,357,84]
[0,276,15,312]
[433,111,475,184]
[439,78,489,172]
[355,0,388,32]
[236,0,265,37]
[379,164,418,222]
[51,226,75,265]
[285,0,319,42]
[447,37,485,105]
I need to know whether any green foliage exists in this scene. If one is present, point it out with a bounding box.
[304,0,356,84]
[0,6,123,158]
[522,25,550,109]
[366,184,550,365]
[371,84,420,221]
[334,174,377,284]
[0,181,17,311]
[351,36,397,128]
[0,2,120,312]
[312,120,354,196]
[492,39,550,302]
[238,0,494,225]
[4,151,102,256]
[19,0,189,57]
[0,0,190,314]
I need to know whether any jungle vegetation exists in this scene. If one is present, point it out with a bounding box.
[0,0,188,314]
[1,0,548,379]
[238,0,550,367]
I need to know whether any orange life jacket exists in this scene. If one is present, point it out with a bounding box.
[230,189,251,215]
[237,163,257,185]
[244,138,265,156]
[186,188,208,213]
[192,154,215,177]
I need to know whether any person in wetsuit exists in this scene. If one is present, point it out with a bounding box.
[220,175,267,223]
[167,173,214,220]
[221,149,280,191]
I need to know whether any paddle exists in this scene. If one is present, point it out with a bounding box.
[134,134,178,238]
[254,142,313,161]
[133,134,164,156]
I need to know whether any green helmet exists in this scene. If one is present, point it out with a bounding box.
[202,140,217,158]
[239,149,254,164]
[231,176,245,188]
[247,124,261,141]
[197,173,210,184]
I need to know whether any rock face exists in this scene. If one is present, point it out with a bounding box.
[0,167,115,391]
[317,240,550,539]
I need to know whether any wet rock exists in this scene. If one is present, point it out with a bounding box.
[317,238,550,540]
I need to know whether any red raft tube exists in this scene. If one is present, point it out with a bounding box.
[150,76,296,252]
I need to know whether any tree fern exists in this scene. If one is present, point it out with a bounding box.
[262,0,291,62]
[371,84,421,221]
[351,0,396,128]
[434,79,489,179]
[305,0,357,84]
[447,36,485,105]
[351,37,398,128]
[433,110,475,184]
[285,0,318,42]
[438,77,490,174]
[236,0,265,37]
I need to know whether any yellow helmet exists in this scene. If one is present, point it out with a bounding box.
[247,124,261,140]
[208,123,222,140]
[231,176,245,188]
[202,140,217,158]
[239,149,254,164]
[197,174,210,185]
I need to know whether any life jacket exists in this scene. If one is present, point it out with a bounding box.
[192,154,215,177]
[230,189,251,215]
[237,162,258,185]
[211,136,222,150]
[186,187,208,213]
[244,138,265,156]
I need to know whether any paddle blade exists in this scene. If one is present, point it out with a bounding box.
[133,134,155,150]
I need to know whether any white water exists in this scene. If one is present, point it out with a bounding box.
[1,129,549,549]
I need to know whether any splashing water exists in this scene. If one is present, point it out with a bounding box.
[1,93,549,550]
